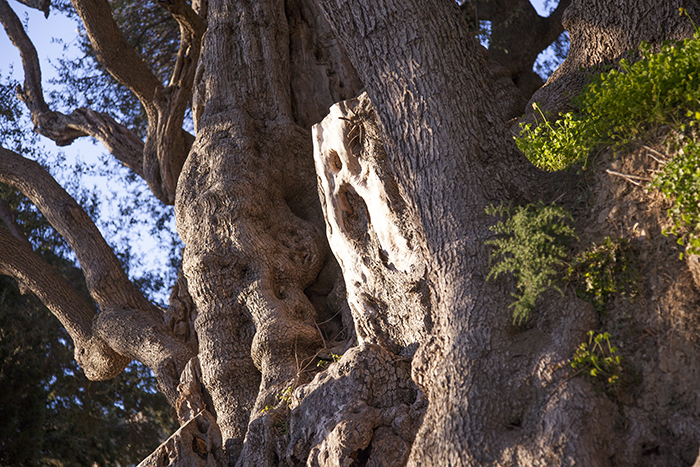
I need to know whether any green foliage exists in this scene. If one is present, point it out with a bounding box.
[316,352,342,368]
[567,237,638,310]
[278,385,293,407]
[571,331,623,388]
[278,419,290,435]
[486,202,577,324]
[0,274,177,466]
[517,13,700,171]
[516,104,595,171]
[653,131,700,257]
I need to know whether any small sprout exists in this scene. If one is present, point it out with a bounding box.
[570,331,623,393]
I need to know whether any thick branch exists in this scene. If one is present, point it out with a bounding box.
[0,226,130,380]
[0,146,151,313]
[0,0,48,114]
[69,0,204,204]
[1,0,200,204]
[70,0,162,109]
[461,0,571,99]
[0,147,195,398]
[143,0,205,204]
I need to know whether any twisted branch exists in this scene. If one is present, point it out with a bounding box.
[0,146,193,400]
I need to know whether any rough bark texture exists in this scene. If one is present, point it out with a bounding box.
[175,0,362,462]
[286,344,423,467]
[310,90,614,466]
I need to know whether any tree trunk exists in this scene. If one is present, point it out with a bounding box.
[167,0,700,464]
[4,0,700,465]
[174,0,361,462]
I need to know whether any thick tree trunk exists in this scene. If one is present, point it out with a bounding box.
[5,0,700,465]
[174,0,361,462]
[175,0,675,463]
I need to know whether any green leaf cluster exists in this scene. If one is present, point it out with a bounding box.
[653,132,700,257]
[516,14,700,171]
[486,202,577,324]
[567,237,638,311]
[571,331,623,388]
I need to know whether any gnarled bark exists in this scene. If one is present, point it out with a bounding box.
[175,0,362,462]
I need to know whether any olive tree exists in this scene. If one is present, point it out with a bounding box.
[1,0,699,465]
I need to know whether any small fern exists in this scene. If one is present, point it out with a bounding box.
[486,202,577,324]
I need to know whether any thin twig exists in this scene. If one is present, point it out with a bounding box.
[640,144,668,160]
[605,169,652,186]
[313,320,327,349]
[640,144,670,164]
[315,308,342,326]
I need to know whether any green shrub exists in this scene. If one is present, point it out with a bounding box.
[517,10,700,171]
[486,202,577,324]
[653,133,700,257]
[567,237,638,310]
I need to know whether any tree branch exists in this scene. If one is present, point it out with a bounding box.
[0,196,32,249]
[1,0,202,204]
[0,0,146,178]
[0,226,130,380]
[144,0,205,203]
[0,0,48,114]
[0,146,151,312]
[544,0,570,46]
[70,0,204,204]
[15,0,50,17]
[0,146,195,398]
[460,0,571,99]
[70,0,162,109]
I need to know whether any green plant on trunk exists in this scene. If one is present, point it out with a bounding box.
[571,331,623,389]
[567,237,638,311]
[653,130,700,257]
[516,9,700,172]
[486,202,577,324]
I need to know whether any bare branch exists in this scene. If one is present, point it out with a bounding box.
[542,0,570,48]
[0,0,49,114]
[15,0,50,17]
[0,226,130,380]
[68,0,204,204]
[144,0,205,203]
[45,108,145,177]
[0,146,195,397]
[0,146,151,313]
[70,0,162,110]
[2,0,203,204]
[0,0,146,177]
